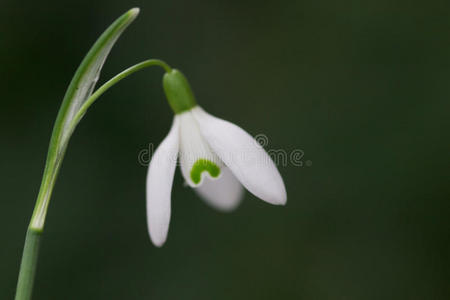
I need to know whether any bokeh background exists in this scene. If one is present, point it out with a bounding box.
[1,0,449,299]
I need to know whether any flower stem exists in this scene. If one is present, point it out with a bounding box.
[15,58,170,300]
[69,59,171,130]
[15,229,41,300]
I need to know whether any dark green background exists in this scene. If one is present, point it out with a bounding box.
[1,0,449,299]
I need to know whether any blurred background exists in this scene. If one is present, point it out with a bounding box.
[1,0,449,299]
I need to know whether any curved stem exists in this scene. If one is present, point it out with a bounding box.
[17,58,170,300]
[70,59,171,132]
[29,59,171,232]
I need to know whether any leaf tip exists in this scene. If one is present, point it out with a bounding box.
[128,7,140,18]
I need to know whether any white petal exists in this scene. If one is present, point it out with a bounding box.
[146,117,180,247]
[178,110,223,187]
[194,166,244,212]
[192,107,287,205]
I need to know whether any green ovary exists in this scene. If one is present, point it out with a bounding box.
[190,159,221,184]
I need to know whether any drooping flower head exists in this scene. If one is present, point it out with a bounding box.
[147,69,287,246]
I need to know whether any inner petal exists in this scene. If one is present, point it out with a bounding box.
[178,111,222,187]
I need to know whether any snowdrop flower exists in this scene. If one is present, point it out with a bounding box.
[147,69,287,246]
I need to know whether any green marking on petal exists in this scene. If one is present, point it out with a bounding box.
[190,159,221,184]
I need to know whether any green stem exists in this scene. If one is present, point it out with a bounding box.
[29,58,170,232]
[15,58,170,300]
[69,59,171,131]
[15,229,41,300]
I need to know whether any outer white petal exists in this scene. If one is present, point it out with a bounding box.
[194,166,244,212]
[192,107,287,205]
[146,117,179,247]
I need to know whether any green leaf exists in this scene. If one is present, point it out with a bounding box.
[30,8,139,230]
[56,7,140,152]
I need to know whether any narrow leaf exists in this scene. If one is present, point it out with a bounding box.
[30,8,139,230]
[55,8,139,150]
